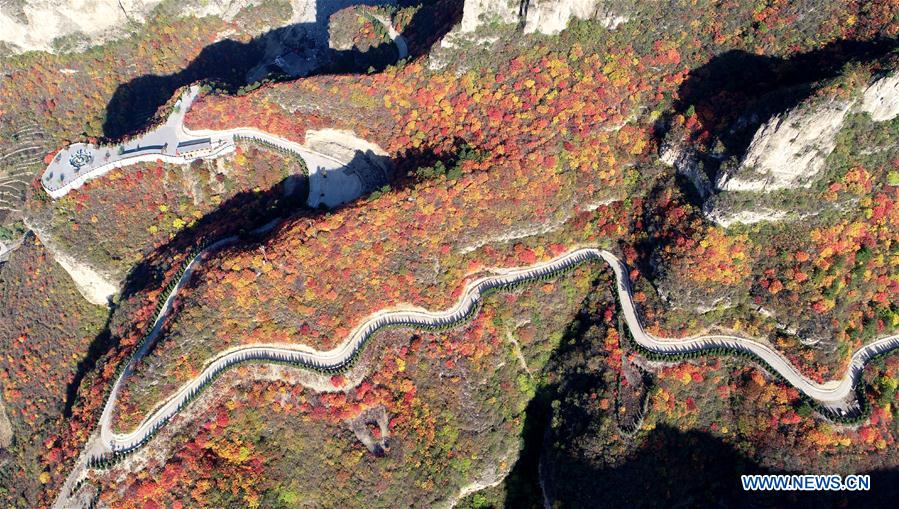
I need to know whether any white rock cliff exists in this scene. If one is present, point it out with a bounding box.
[715,97,854,193]
[0,0,321,54]
[457,0,520,33]
[717,71,899,195]
[708,70,899,226]
[522,0,627,35]
[860,72,899,122]
[455,0,628,36]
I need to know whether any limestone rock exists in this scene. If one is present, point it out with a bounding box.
[0,0,280,54]
[715,70,899,197]
[860,72,899,122]
[715,97,853,193]
[458,0,520,33]
[702,204,790,228]
[451,0,628,39]
[659,140,712,199]
[705,69,899,226]
[522,0,627,35]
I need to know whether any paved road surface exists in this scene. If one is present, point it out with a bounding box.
[97,247,899,454]
[42,87,368,208]
[53,244,899,508]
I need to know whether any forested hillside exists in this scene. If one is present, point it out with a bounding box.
[0,0,897,507]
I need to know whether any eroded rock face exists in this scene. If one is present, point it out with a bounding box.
[860,72,899,122]
[0,0,145,53]
[458,0,520,33]
[35,231,117,306]
[454,0,628,36]
[715,71,899,197]
[715,97,854,193]
[0,0,272,54]
[659,139,712,199]
[702,203,790,228]
[522,0,627,35]
[433,0,627,69]
[303,128,393,208]
[702,70,899,226]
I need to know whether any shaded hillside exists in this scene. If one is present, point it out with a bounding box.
[102,0,463,139]
[0,235,107,507]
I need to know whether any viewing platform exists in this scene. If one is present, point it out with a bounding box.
[40,88,227,198]
[40,86,390,209]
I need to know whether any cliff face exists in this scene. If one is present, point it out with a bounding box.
[457,0,520,33]
[860,71,899,122]
[522,0,628,34]
[455,0,629,36]
[715,97,854,193]
[705,70,899,226]
[0,0,632,55]
[717,71,899,195]
[0,0,275,54]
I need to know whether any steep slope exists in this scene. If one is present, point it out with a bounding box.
[0,0,301,54]
[715,69,899,194]
[453,0,634,36]
[666,56,899,226]
[716,96,855,193]
[860,71,899,121]
[0,235,107,507]
[9,1,899,506]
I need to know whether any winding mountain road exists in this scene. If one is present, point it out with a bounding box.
[99,247,899,453]
[54,243,899,508]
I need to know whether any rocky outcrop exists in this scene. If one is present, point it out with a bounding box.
[457,0,520,33]
[0,235,22,264]
[702,203,790,228]
[717,71,899,195]
[347,405,391,456]
[25,223,117,306]
[448,445,516,508]
[0,397,11,451]
[41,240,117,306]
[433,0,628,69]
[304,128,390,162]
[706,70,899,226]
[0,0,281,54]
[522,0,628,35]
[451,0,628,37]
[860,72,899,122]
[659,139,712,199]
[715,97,854,193]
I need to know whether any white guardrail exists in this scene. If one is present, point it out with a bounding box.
[54,245,899,508]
